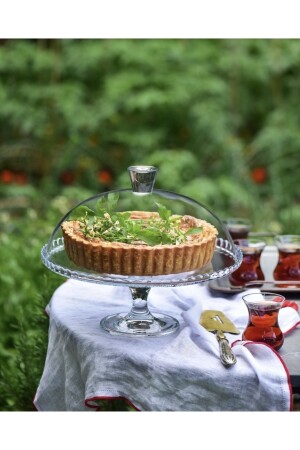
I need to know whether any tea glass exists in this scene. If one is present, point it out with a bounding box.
[273,235,300,282]
[222,218,251,240]
[242,292,285,350]
[229,239,266,286]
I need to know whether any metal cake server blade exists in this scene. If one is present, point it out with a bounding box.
[200,310,240,366]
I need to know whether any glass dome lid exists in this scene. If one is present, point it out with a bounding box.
[42,165,242,288]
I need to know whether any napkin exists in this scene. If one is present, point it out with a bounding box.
[34,280,300,412]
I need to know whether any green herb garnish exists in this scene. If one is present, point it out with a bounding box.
[69,194,202,246]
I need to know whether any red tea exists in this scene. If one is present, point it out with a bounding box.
[242,293,285,350]
[229,239,265,286]
[273,248,300,282]
[223,219,251,240]
[242,303,284,350]
[227,225,250,240]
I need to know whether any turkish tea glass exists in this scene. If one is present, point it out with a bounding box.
[242,292,285,350]
[273,235,300,283]
[229,239,266,286]
[222,218,251,240]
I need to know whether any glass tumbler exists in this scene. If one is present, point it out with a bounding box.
[273,235,300,282]
[242,292,285,350]
[229,239,266,286]
[222,218,251,240]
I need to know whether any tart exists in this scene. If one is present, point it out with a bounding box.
[61,210,218,276]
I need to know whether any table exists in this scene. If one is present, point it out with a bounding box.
[34,246,300,411]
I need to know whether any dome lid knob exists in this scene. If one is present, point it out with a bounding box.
[127,165,158,194]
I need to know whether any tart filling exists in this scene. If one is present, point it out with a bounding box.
[61,202,218,276]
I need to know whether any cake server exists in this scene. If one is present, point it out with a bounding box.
[200,310,240,366]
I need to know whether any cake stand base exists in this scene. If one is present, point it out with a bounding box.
[99,286,179,337]
[100,312,179,337]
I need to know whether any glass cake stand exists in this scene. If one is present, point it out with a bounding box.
[41,166,243,337]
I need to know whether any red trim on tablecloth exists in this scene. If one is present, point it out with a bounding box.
[85,395,140,411]
[232,340,293,411]
[281,303,300,334]
[283,319,300,335]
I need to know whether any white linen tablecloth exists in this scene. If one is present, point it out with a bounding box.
[34,279,300,411]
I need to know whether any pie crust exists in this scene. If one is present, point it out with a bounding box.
[61,212,218,276]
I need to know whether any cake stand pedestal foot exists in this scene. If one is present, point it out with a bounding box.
[100,287,179,337]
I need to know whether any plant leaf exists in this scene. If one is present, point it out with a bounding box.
[156,202,171,221]
[69,205,95,219]
[107,192,119,212]
[185,227,203,235]
[134,228,163,246]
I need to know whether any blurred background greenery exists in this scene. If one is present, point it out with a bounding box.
[0,39,300,411]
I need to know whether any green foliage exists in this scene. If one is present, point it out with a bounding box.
[0,39,299,227]
[0,207,62,410]
[72,196,201,246]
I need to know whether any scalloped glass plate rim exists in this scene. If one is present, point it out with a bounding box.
[41,237,242,287]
